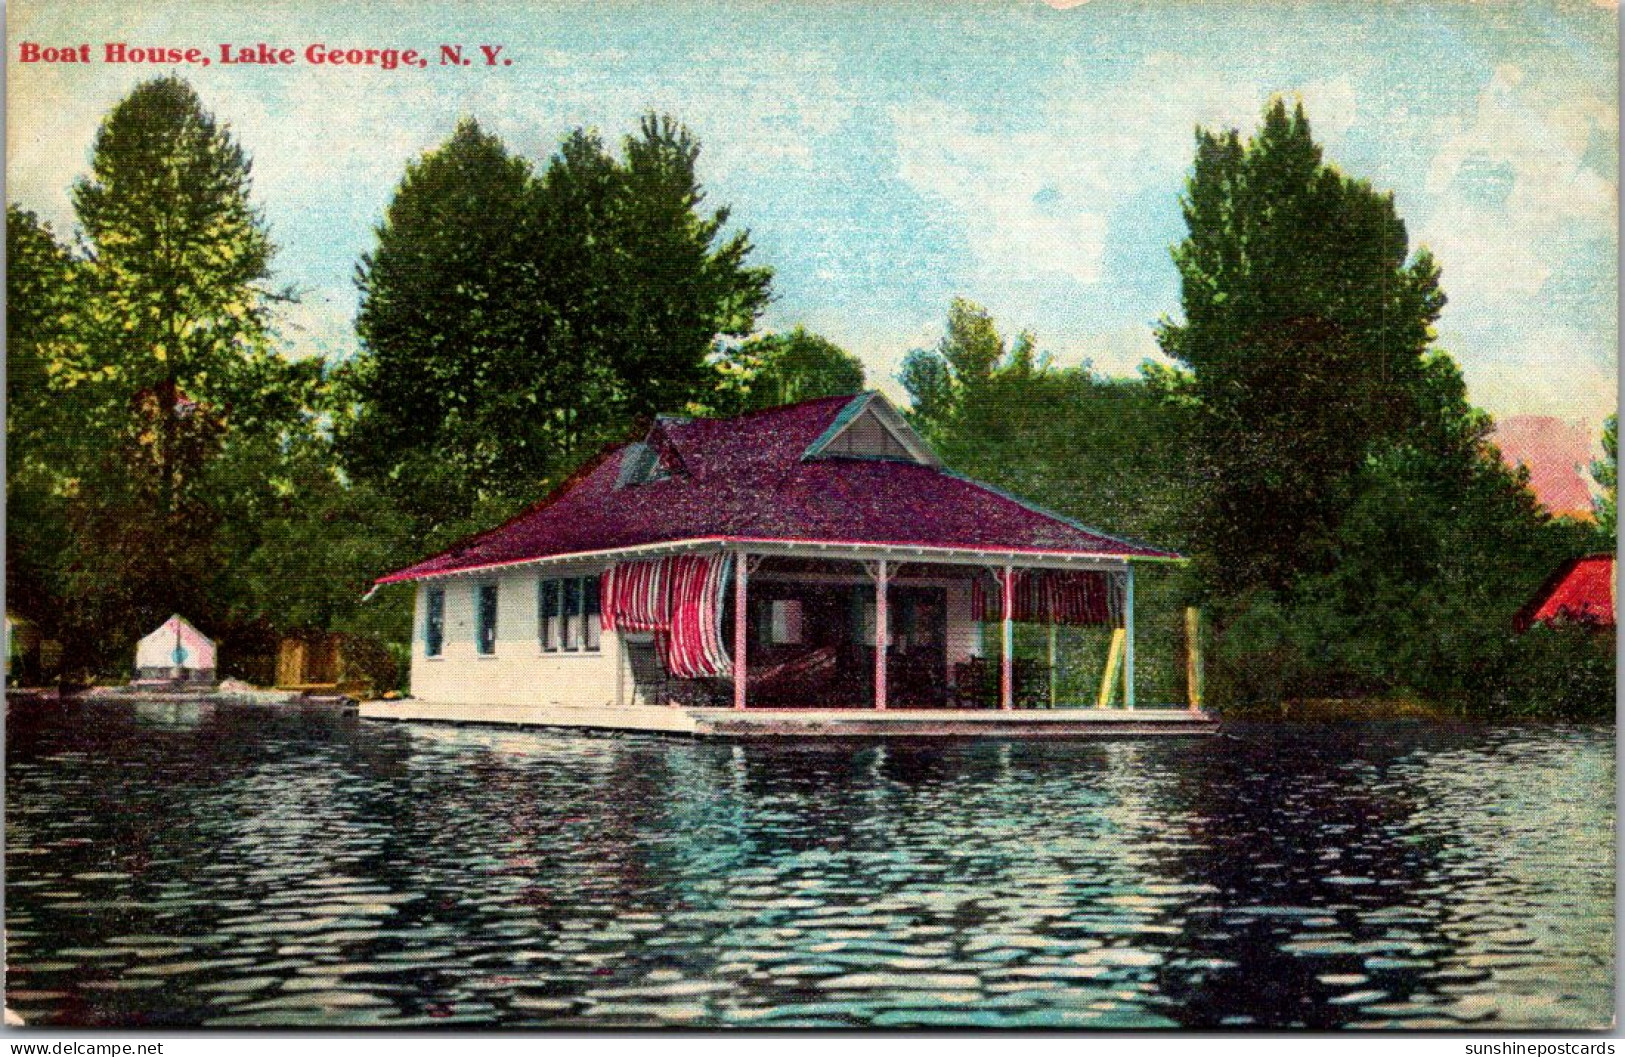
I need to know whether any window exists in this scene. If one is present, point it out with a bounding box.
[563,578,582,652]
[583,577,601,651]
[770,599,804,645]
[615,442,673,488]
[476,583,499,655]
[853,598,877,645]
[537,575,602,653]
[539,580,561,652]
[425,588,445,657]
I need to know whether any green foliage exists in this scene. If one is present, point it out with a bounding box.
[1154,99,1606,719]
[1194,347,1602,718]
[719,326,866,412]
[1485,625,1615,721]
[591,115,773,418]
[899,346,955,425]
[346,118,540,529]
[901,299,1191,549]
[6,209,85,638]
[70,77,288,485]
[6,77,390,680]
[1591,414,1617,546]
[345,113,773,536]
[1158,98,1446,592]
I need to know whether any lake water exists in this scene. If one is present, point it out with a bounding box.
[4,699,1614,1029]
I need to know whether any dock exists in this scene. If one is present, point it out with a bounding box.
[357,700,1218,738]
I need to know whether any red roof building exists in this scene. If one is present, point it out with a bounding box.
[1514,554,1616,631]
[377,392,1183,715]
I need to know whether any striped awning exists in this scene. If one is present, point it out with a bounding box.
[972,569,1124,626]
[601,554,735,678]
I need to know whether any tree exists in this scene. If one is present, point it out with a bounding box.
[901,298,1037,437]
[346,118,540,529]
[1253,351,1578,702]
[6,78,347,678]
[590,115,773,420]
[71,76,286,517]
[1149,100,1609,713]
[7,209,82,463]
[6,209,85,635]
[1591,414,1617,546]
[901,299,1190,548]
[899,346,955,426]
[722,326,866,411]
[345,113,774,535]
[531,115,772,429]
[1157,99,1446,592]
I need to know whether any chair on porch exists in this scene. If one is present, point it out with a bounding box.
[625,638,673,705]
[950,659,993,708]
[950,657,1053,708]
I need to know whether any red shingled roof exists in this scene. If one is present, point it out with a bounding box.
[377,393,1179,584]
[1514,554,1616,631]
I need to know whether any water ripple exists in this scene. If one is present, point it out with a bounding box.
[5,701,1613,1029]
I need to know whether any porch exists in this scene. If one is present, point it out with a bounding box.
[613,543,1209,720]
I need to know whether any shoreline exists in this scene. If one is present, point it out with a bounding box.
[6,686,1611,728]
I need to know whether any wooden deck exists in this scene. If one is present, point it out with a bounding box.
[357,700,1218,738]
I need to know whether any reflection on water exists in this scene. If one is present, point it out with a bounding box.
[5,700,1613,1028]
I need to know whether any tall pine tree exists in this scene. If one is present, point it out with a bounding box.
[9,77,328,675]
[71,76,284,517]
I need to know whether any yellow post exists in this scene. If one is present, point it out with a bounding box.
[1185,606,1204,711]
[1047,623,1058,709]
[1097,627,1125,709]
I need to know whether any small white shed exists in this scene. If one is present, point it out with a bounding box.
[134,615,217,685]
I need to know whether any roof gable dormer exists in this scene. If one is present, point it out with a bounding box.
[802,392,942,468]
[616,418,691,488]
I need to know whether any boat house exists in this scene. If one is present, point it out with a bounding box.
[365,393,1213,736]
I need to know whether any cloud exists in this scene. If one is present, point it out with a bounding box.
[1418,64,1617,311]
[1298,76,1358,150]
[892,100,1111,286]
[889,54,1263,292]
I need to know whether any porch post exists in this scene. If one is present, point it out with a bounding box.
[1047,623,1058,709]
[874,559,889,711]
[1000,565,1015,711]
[1123,563,1137,710]
[733,551,748,710]
[615,631,626,709]
[1186,606,1204,712]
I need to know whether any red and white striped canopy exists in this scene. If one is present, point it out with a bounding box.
[601,554,734,679]
[972,569,1124,626]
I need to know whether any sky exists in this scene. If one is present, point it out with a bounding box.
[7,0,1619,445]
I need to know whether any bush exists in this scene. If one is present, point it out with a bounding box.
[1476,624,1615,721]
[1205,584,1616,721]
[336,632,404,698]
